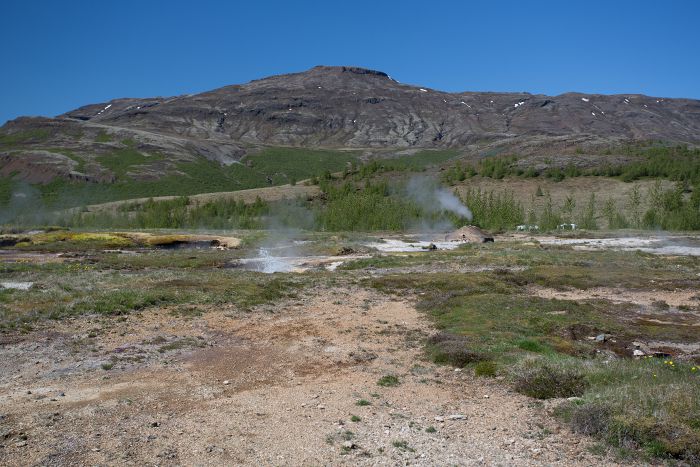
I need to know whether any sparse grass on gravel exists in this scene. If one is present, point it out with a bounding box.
[0,253,308,330]
[365,241,700,462]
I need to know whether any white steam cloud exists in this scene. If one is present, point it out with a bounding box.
[406,176,473,225]
[435,187,472,220]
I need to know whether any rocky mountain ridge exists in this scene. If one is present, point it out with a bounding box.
[1,65,699,190]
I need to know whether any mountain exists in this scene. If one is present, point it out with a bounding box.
[1,65,699,204]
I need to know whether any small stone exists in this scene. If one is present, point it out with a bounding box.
[633,349,645,357]
[595,334,607,342]
[223,380,230,385]
[317,404,325,410]
[434,416,444,422]
[58,392,65,397]
[342,441,355,449]
[91,448,100,452]
[150,422,160,427]
[483,395,490,399]
[448,414,467,420]
[15,441,27,447]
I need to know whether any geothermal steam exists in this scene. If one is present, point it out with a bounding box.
[407,176,473,222]
[435,187,473,220]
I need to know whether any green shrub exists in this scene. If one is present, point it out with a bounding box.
[377,375,400,387]
[474,361,497,377]
[516,338,548,353]
[427,332,485,367]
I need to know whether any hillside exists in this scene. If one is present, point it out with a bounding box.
[1,66,700,209]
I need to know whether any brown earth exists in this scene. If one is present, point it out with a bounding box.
[453,176,676,215]
[0,286,623,466]
[82,183,321,213]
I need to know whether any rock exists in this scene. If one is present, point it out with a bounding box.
[448,414,467,420]
[223,380,230,385]
[595,334,607,342]
[337,247,355,256]
[342,441,355,450]
[150,422,160,428]
[434,416,445,422]
[633,349,646,357]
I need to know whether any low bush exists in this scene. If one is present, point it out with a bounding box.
[474,361,497,377]
[511,358,588,399]
[427,332,485,367]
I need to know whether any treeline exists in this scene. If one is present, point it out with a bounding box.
[315,180,424,231]
[442,144,700,185]
[23,176,700,233]
[65,196,270,230]
[460,180,700,231]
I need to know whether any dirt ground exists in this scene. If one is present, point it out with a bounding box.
[0,286,621,466]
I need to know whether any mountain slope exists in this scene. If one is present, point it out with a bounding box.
[1,65,699,206]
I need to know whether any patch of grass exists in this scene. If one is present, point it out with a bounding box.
[245,147,360,184]
[356,399,371,406]
[391,440,414,452]
[169,305,205,319]
[157,336,206,353]
[16,231,136,250]
[377,375,400,387]
[554,357,700,463]
[0,129,50,147]
[516,338,550,353]
[474,360,498,377]
[425,426,437,433]
[96,147,155,178]
[350,415,361,422]
[95,130,113,143]
[101,361,115,370]
[0,262,306,329]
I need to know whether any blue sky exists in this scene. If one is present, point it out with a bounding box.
[1,0,698,125]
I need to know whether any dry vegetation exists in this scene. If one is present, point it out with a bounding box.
[0,233,699,464]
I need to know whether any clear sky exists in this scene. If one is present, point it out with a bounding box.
[1,0,698,125]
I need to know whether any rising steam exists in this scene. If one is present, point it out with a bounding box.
[435,187,473,220]
[406,176,473,224]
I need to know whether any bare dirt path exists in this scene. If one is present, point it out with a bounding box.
[0,286,621,466]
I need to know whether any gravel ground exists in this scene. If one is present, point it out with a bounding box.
[0,286,628,466]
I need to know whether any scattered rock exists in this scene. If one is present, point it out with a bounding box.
[448,414,467,420]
